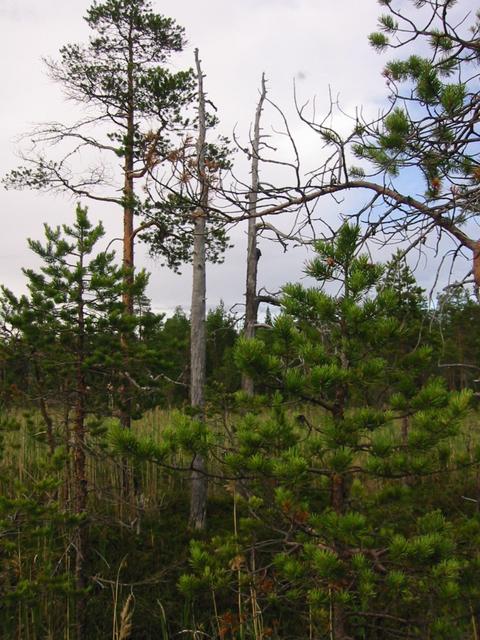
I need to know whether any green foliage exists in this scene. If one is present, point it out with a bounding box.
[441,83,466,115]
[369,31,389,51]
[0,205,154,425]
[3,0,232,273]
[362,0,479,203]
[192,225,478,638]
[379,13,398,32]
[58,0,194,130]
[0,413,76,635]
[380,107,410,150]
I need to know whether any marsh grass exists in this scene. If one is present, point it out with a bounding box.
[2,404,480,639]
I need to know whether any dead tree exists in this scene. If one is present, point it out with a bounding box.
[242,74,267,395]
[206,2,480,307]
[278,0,480,295]
[189,49,209,531]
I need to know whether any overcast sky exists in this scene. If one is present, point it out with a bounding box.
[1,0,468,316]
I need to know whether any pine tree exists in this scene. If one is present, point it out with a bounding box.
[5,0,194,273]
[270,1,480,296]
[359,0,480,287]
[0,205,148,637]
[4,0,195,435]
[181,224,476,639]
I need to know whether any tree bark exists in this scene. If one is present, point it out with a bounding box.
[473,240,480,299]
[242,74,267,395]
[120,22,135,435]
[118,22,137,507]
[189,49,208,530]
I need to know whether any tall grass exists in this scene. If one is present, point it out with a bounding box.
[2,404,480,639]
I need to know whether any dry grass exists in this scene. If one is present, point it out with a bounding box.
[118,593,134,640]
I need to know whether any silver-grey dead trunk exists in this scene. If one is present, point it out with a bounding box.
[242,74,267,395]
[189,49,208,530]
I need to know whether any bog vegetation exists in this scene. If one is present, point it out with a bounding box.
[1,1,480,638]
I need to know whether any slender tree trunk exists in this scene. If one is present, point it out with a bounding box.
[120,27,135,435]
[189,205,207,529]
[189,49,208,530]
[118,26,137,506]
[242,74,267,395]
[74,251,87,640]
[120,126,135,499]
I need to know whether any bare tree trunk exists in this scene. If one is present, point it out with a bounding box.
[189,210,207,528]
[189,49,208,531]
[242,74,267,396]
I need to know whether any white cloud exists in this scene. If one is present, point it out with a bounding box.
[1,0,452,316]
